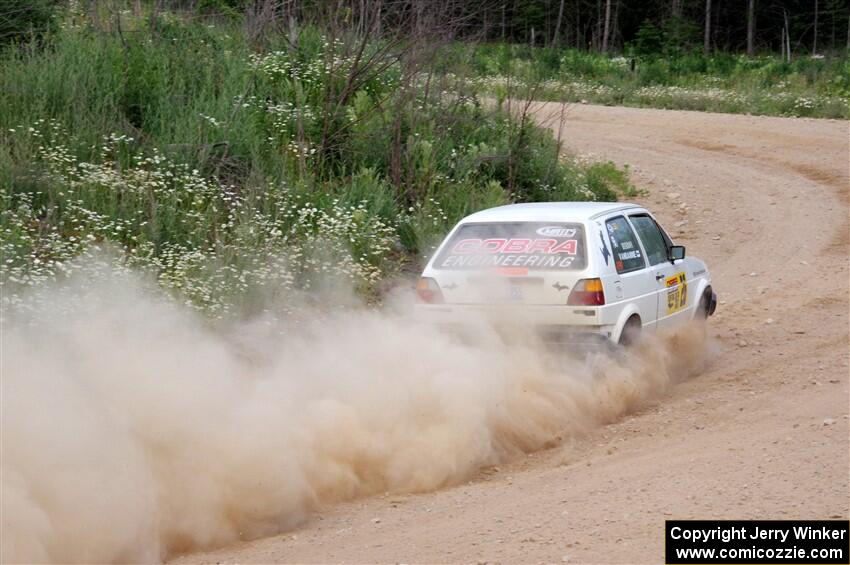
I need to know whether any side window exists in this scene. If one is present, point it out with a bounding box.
[629,214,668,266]
[606,216,646,274]
[657,221,673,248]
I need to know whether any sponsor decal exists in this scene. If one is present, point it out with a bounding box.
[441,254,576,269]
[617,250,641,261]
[435,223,586,271]
[536,226,577,238]
[598,231,611,266]
[450,238,578,255]
[552,281,569,292]
[666,271,688,314]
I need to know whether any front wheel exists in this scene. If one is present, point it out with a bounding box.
[696,287,716,320]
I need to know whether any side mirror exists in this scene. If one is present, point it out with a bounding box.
[669,245,686,262]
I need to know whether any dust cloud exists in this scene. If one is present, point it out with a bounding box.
[1,267,715,563]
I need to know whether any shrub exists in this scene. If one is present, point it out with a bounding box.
[1,10,629,314]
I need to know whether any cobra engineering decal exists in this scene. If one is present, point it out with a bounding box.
[665,272,688,314]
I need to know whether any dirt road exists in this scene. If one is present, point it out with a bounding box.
[177,105,849,563]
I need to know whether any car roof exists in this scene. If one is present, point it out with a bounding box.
[459,202,642,223]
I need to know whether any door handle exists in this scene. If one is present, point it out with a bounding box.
[655,273,665,281]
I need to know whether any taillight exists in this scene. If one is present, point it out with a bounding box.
[567,278,605,306]
[416,277,444,304]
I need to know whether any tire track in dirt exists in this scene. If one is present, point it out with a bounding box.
[176,105,849,564]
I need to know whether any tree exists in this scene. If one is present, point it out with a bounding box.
[553,0,565,46]
[704,0,712,54]
[782,8,791,63]
[633,19,663,55]
[746,0,755,55]
[601,0,612,52]
[813,0,819,54]
[672,0,683,20]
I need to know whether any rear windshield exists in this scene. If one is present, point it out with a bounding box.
[433,222,587,270]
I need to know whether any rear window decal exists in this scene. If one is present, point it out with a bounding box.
[598,231,611,265]
[606,216,646,274]
[450,238,578,255]
[435,222,586,271]
[536,226,577,237]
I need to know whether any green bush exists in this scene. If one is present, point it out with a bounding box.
[1,9,628,314]
[637,60,670,86]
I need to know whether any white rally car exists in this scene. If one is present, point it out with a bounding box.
[414,202,716,347]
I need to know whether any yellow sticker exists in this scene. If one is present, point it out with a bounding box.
[665,272,688,314]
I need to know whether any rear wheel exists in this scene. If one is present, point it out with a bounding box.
[618,315,642,347]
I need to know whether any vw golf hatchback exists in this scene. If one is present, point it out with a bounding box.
[415,202,717,346]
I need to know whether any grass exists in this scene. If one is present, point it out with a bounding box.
[451,43,850,119]
[0,8,634,316]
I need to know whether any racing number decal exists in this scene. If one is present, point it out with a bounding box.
[665,272,688,314]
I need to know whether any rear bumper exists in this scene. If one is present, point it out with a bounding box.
[535,325,614,347]
[430,323,614,350]
[414,303,616,347]
[414,303,604,324]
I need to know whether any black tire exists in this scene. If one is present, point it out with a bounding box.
[618,315,642,347]
[696,288,712,320]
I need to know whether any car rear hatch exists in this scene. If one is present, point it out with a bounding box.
[427,221,589,305]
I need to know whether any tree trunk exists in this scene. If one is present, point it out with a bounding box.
[704,0,712,54]
[501,2,506,40]
[672,0,682,20]
[553,0,566,46]
[595,0,602,51]
[831,2,836,50]
[601,0,612,53]
[813,0,819,54]
[611,0,619,50]
[671,0,682,49]
[746,0,755,56]
[782,8,791,63]
[576,0,581,49]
